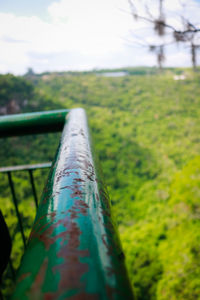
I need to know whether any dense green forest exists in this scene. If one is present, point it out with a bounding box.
[0,68,200,299]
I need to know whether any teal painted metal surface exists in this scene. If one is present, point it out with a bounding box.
[11,108,134,299]
[0,109,69,137]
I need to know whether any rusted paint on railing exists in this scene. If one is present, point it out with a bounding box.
[11,108,134,299]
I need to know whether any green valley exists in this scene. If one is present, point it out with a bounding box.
[0,68,200,299]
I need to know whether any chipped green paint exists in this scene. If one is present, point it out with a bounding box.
[0,109,69,137]
[11,108,134,299]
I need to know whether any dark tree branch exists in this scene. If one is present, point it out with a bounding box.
[127,0,200,69]
[128,0,200,37]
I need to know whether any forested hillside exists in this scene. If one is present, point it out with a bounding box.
[0,68,200,299]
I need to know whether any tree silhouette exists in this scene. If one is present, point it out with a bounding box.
[128,0,200,70]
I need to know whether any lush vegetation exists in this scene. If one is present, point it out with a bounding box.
[0,68,200,299]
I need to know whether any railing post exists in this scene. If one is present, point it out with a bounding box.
[28,170,38,209]
[7,172,26,249]
[11,108,134,299]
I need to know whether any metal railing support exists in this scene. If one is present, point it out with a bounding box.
[0,162,52,287]
[11,108,134,299]
[7,172,26,249]
[28,170,38,209]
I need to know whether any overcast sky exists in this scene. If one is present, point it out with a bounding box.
[0,0,200,74]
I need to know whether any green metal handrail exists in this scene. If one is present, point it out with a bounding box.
[0,109,134,299]
[0,109,69,137]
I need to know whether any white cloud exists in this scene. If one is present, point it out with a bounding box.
[0,0,199,74]
[47,0,134,54]
[0,1,134,74]
[166,51,191,66]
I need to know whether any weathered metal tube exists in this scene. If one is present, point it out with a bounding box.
[11,108,134,299]
[0,109,69,137]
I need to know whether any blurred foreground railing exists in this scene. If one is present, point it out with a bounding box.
[0,109,133,299]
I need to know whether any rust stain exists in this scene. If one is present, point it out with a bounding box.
[95,193,100,202]
[77,158,93,171]
[69,292,99,300]
[86,174,95,181]
[101,234,113,256]
[60,185,71,190]
[64,162,79,171]
[70,189,83,199]
[53,221,89,291]
[56,168,81,184]
[73,178,85,183]
[29,212,57,242]
[75,200,89,215]
[106,285,117,299]
[38,226,55,250]
[29,188,91,296]
[17,272,31,283]
[28,258,48,299]
[43,194,91,298]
